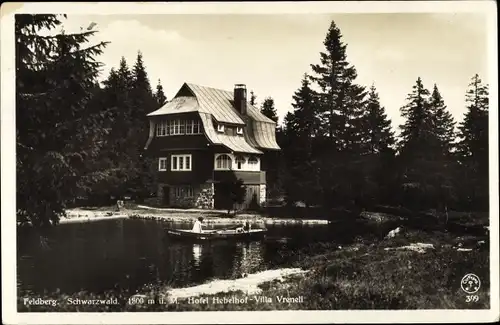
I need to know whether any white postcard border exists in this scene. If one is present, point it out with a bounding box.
[1,1,498,324]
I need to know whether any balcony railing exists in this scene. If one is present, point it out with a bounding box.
[213,170,266,185]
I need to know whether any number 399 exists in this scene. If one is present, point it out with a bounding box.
[466,295,479,303]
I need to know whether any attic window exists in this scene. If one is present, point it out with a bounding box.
[217,124,225,133]
[237,127,243,135]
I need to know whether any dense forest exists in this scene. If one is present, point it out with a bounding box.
[16,15,490,228]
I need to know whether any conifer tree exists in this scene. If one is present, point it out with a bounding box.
[282,75,321,206]
[309,20,368,208]
[131,51,155,121]
[249,90,257,106]
[260,97,279,124]
[365,84,396,153]
[457,74,489,163]
[16,14,108,227]
[129,52,158,199]
[456,74,489,210]
[429,84,456,155]
[155,79,167,107]
[310,20,367,151]
[398,77,433,156]
[397,78,458,210]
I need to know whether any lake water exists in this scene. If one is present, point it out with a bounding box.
[17,218,351,296]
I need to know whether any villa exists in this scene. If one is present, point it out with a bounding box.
[144,83,280,209]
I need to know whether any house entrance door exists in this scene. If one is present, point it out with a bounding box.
[162,186,170,206]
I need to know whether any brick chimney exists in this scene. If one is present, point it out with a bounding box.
[234,84,247,115]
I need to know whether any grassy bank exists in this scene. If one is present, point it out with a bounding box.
[151,229,490,311]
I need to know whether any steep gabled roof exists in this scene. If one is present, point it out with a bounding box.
[147,96,199,116]
[148,83,276,124]
[199,112,262,154]
[147,82,280,152]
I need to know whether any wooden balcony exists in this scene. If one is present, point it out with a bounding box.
[213,170,266,185]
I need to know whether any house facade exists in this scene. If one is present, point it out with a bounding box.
[144,83,280,209]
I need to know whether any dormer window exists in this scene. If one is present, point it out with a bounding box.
[237,127,243,135]
[217,124,225,133]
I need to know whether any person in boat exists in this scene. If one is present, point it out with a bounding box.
[192,217,204,233]
[236,221,251,233]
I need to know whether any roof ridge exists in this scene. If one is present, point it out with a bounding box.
[186,82,232,94]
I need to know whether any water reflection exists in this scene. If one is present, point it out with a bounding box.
[192,244,202,267]
[17,219,336,296]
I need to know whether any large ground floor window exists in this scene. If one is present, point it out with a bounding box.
[173,186,194,198]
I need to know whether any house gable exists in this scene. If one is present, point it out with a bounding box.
[146,82,281,154]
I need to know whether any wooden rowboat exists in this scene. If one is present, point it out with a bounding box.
[165,228,267,241]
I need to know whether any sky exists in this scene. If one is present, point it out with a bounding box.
[59,13,490,130]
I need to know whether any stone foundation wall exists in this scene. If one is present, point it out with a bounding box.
[155,183,214,209]
[194,183,214,209]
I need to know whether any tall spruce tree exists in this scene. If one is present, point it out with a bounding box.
[155,79,167,108]
[398,77,433,156]
[456,74,489,210]
[282,75,321,206]
[129,52,158,199]
[86,58,137,203]
[310,20,367,151]
[249,90,257,106]
[457,74,489,163]
[309,20,368,208]
[365,84,396,153]
[131,51,155,120]
[397,78,457,210]
[429,84,456,155]
[16,14,108,227]
[260,97,279,124]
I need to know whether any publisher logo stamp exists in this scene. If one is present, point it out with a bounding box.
[461,273,481,294]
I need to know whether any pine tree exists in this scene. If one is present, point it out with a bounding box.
[310,20,367,151]
[282,75,321,206]
[365,84,396,153]
[309,20,368,208]
[398,77,433,156]
[16,14,108,227]
[397,78,458,210]
[260,97,278,123]
[249,90,257,106]
[86,59,137,203]
[429,84,456,155]
[130,52,158,200]
[131,51,154,120]
[457,74,489,163]
[456,74,489,210]
[155,79,167,107]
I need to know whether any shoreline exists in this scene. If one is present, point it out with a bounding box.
[61,208,330,225]
[128,268,308,303]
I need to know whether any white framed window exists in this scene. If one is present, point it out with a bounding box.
[173,120,180,135]
[247,156,259,171]
[171,154,192,171]
[215,154,232,170]
[185,120,202,135]
[179,120,186,134]
[217,124,225,133]
[163,119,202,136]
[193,120,201,134]
[235,155,245,170]
[237,127,243,135]
[158,157,167,171]
[156,121,167,136]
[168,120,175,135]
[186,120,193,134]
[173,186,194,198]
